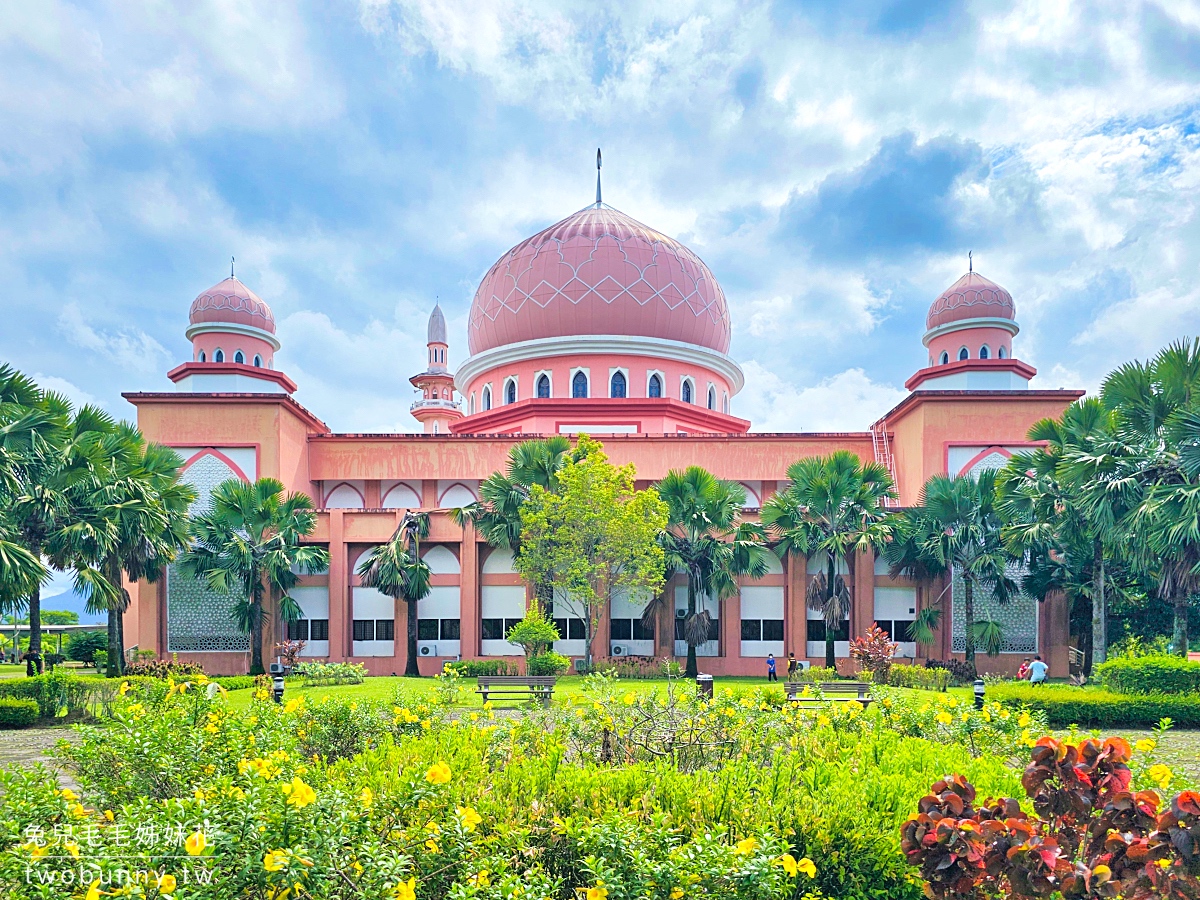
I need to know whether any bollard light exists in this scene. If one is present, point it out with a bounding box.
[696,673,714,700]
[973,678,985,711]
[270,662,285,704]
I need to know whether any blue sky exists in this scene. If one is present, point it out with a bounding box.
[3,0,1200,436]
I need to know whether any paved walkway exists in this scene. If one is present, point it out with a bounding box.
[0,725,80,789]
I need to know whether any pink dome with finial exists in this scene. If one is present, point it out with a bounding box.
[467,205,731,355]
[926,272,1014,330]
[189,277,276,334]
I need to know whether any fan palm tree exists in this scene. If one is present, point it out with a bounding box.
[762,451,895,670]
[886,471,1018,671]
[181,478,328,675]
[357,511,431,677]
[649,466,771,678]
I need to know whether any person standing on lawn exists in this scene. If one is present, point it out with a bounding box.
[1028,655,1048,685]
[786,652,798,680]
[1016,657,1031,680]
[766,653,778,682]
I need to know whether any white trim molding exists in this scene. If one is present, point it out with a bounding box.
[922,316,1019,348]
[608,366,629,398]
[569,366,591,398]
[646,368,665,398]
[185,320,282,351]
[455,334,746,395]
[534,369,553,398]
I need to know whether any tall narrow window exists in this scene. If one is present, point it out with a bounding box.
[681,380,693,404]
[707,386,715,410]
[505,379,516,404]
[253,354,262,367]
[610,371,626,398]
[940,351,949,365]
[198,350,206,363]
[483,386,492,411]
[998,346,1007,359]
[234,350,245,364]
[648,374,662,398]
[979,345,990,359]
[536,374,550,398]
[572,371,588,398]
[958,347,969,361]
[214,349,224,363]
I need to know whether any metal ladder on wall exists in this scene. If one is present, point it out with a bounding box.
[870,418,898,507]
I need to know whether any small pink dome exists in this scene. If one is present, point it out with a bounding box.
[468,204,731,355]
[927,272,1014,330]
[189,277,276,334]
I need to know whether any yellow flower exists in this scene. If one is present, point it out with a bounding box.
[264,850,288,872]
[670,889,684,899]
[587,887,609,900]
[817,714,831,727]
[1092,864,1111,883]
[1017,711,1031,728]
[117,681,131,696]
[935,711,953,726]
[158,873,177,893]
[283,698,303,714]
[425,838,440,853]
[797,857,817,878]
[845,699,863,713]
[425,761,452,784]
[1135,738,1156,753]
[457,806,482,832]
[84,879,103,900]
[734,837,759,855]
[394,877,417,900]
[185,831,207,856]
[778,853,798,877]
[282,776,316,808]
[359,787,374,808]
[1148,763,1173,788]
[59,788,78,802]
[470,870,491,887]
[23,842,46,860]
[103,810,114,822]
[623,692,637,706]
[69,802,88,819]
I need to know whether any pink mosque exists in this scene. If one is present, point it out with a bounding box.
[123,184,1083,677]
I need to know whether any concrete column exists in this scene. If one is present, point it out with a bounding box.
[854,548,876,639]
[364,480,381,509]
[722,587,741,666]
[786,554,807,661]
[328,510,347,662]
[422,480,437,509]
[459,524,480,659]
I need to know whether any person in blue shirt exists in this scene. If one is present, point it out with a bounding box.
[766,653,778,682]
[1028,655,1048,685]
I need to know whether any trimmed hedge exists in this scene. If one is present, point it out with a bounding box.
[888,664,950,692]
[988,682,1200,728]
[0,698,39,728]
[1095,654,1200,695]
[443,659,516,677]
[213,675,256,691]
[0,671,101,717]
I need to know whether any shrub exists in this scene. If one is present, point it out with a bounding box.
[925,658,977,686]
[92,650,108,671]
[213,675,256,691]
[0,670,101,717]
[442,659,516,677]
[1096,653,1200,695]
[504,604,560,658]
[290,661,366,685]
[902,736,1200,899]
[527,651,570,676]
[849,623,898,683]
[791,665,838,683]
[65,630,107,664]
[123,658,207,679]
[887,664,950,691]
[988,681,1200,728]
[593,656,672,679]
[0,698,39,728]
[274,639,307,668]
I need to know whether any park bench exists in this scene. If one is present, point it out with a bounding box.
[785,681,874,707]
[475,675,557,706]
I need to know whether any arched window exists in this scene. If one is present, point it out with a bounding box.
[572,371,588,398]
[253,354,262,367]
[998,346,1007,359]
[979,345,990,360]
[707,386,715,410]
[234,350,245,364]
[723,393,729,414]
[469,393,475,414]
[198,350,206,363]
[536,374,550,398]
[681,379,693,404]
[482,387,492,411]
[505,379,516,404]
[648,374,662,398]
[939,351,949,365]
[214,349,224,363]
[610,371,626,398]
[958,347,969,361]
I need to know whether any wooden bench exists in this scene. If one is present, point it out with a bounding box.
[785,681,874,706]
[475,676,557,706]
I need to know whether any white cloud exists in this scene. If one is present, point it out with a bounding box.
[30,373,100,411]
[57,304,170,375]
[738,363,906,433]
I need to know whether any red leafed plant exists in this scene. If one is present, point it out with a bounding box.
[901,735,1200,898]
[849,622,899,684]
[274,639,307,669]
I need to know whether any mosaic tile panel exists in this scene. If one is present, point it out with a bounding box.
[950,563,1038,654]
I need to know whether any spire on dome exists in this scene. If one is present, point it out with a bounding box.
[428,303,447,344]
[595,147,602,206]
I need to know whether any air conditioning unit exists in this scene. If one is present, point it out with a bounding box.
[676,609,687,618]
[419,643,437,656]
[611,644,629,656]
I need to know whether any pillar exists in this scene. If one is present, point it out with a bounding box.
[722,588,741,672]
[328,509,347,662]
[786,554,807,662]
[459,523,480,659]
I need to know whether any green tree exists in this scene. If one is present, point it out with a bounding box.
[181,478,328,675]
[886,471,1018,671]
[504,603,562,663]
[356,511,431,677]
[516,437,668,669]
[762,451,895,670]
[41,610,79,625]
[647,466,772,678]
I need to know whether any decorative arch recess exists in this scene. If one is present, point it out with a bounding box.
[422,545,461,574]
[438,482,478,508]
[325,482,365,509]
[958,446,1014,477]
[381,482,422,509]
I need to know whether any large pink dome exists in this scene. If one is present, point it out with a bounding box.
[927,272,1014,330]
[467,204,731,355]
[188,277,276,335]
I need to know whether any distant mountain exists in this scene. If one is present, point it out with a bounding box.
[40,588,106,625]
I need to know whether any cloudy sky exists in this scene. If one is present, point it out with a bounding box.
[2,0,1200,435]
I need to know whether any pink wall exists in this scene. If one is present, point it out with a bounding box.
[926,325,1014,365]
[192,331,275,367]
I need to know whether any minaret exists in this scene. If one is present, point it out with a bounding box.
[409,304,463,433]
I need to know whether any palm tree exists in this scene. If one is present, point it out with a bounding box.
[357,511,431,677]
[886,471,1018,671]
[997,398,1123,670]
[181,478,328,675]
[762,451,895,670]
[650,466,771,678]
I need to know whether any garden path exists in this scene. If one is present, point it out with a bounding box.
[0,725,79,790]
